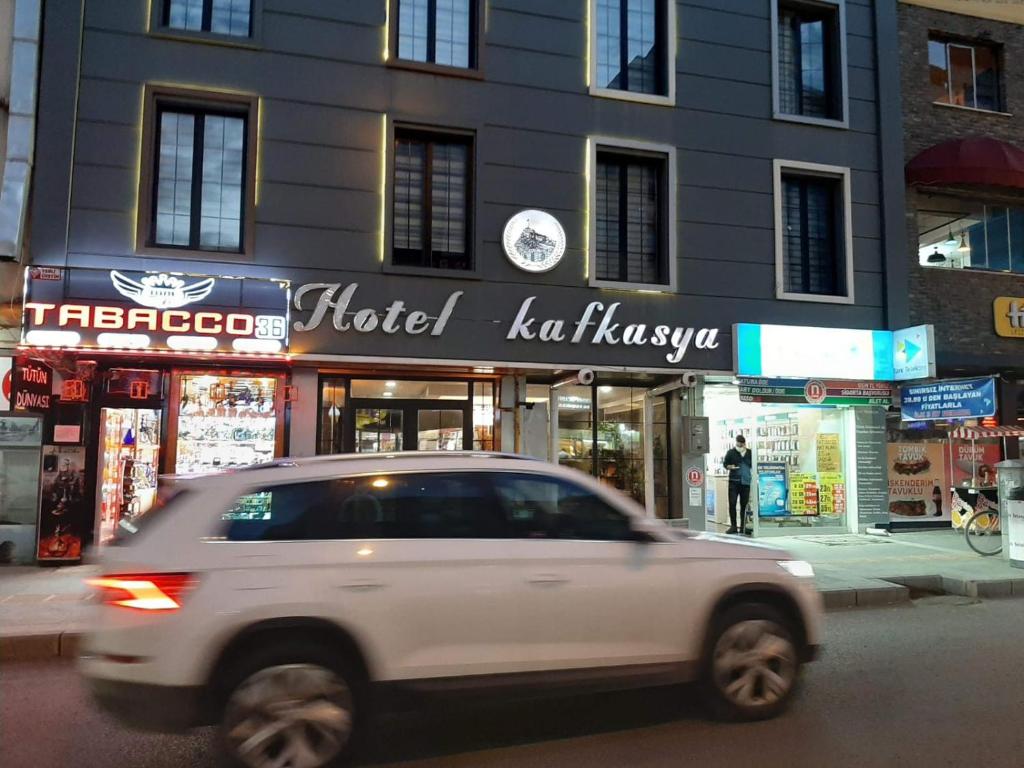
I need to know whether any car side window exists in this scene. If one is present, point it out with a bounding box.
[492,473,635,542]
[223,472,506,541]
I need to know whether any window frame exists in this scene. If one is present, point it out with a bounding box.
[928,36,1004,114]
[770,0,849,129]
[149,0,263,47]
[387,0,485,79]
[587,137,677,292]
[136,85,259,260]
[383,118,480,278]
[588,0,677,107]
[773,159,854,304]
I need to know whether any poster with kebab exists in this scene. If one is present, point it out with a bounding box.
[887,443,950,521]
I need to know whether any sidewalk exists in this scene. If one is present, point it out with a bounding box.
[1,530,1022,661]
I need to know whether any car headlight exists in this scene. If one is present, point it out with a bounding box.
[777,560,815,579]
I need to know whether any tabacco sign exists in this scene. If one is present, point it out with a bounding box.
[13,359,53,411]
[22,269,290,355]
[292,283,721,365]
[994,296,1024,338]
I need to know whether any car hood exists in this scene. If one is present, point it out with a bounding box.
[673,530,794,560]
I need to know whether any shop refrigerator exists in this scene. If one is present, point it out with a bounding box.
[0,415,42,564]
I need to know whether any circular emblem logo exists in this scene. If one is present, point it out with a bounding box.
[804,379,827,405]
[502,209,567,273]
[686,468,704,487]
[1,369,9,404]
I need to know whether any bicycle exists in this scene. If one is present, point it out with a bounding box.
[958,492,1002,557]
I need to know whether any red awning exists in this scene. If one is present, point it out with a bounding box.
[906,137,1024,189]
[950,426,1024,440]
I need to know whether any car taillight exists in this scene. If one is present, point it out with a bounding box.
[87,573,197,611]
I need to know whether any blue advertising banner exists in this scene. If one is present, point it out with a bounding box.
[900,377,997,421]
[757,462,789,518]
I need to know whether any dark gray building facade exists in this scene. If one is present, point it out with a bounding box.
[20,0,905,553]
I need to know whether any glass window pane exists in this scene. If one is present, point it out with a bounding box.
[625,162,659,284]
[799,19,826,116]
[928,40,950,104]
[417,410,464,450]
[777,4,837,119]
[319,379,346,455]
[355,409,403,452]
[1009,208,1024,274]
[782,175,842,296]
[974,44,999,111]
[210,0,251,36]
[493,474,634,541]
[430,141,468,260]
[166,0,204,31]
[596,0,623,89]
[398,0,430,62]
[350,379,468,399]
[625,0,658,94]
[916,198,983,270]
[154,111,195,246]
[557,385,593,475]
[225,473,504,541]
[595,158,621,281]
[473,382,495,451]
[199,115,245,251]
[596,153,664,285]
[435,0,471,68]
[393,137,426,258]
[985,206,1010,271]
[948,45,975,107]
[597,386,646,504]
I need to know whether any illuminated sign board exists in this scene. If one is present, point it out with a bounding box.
[735,323,936,382]
[21,268,289,355]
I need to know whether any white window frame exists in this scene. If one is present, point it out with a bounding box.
[588,137,678,292]
[773,159,854,305]
[771,0,849,129]
[588,0,676,107]
[932,40,1001,113]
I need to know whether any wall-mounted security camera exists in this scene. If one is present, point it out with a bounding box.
[551,369,597,389]
[680,371,699,388]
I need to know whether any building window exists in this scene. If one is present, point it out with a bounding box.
[774,0,845,123]
[162,0,253,37]
[589,140,674,290]
[150,104,248,252]
[774,161,853,302]
[392,129,472,271]
[929,38,1000,112]
[592,0,670,98]
[396,0,476,69]
[917,195,1024,272]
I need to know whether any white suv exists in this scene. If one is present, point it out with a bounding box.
[81,453,822,768]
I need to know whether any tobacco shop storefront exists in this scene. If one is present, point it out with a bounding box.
[18,266,290,562]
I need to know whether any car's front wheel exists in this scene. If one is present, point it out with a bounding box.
[701,603,800,721]
[219,644,361,768]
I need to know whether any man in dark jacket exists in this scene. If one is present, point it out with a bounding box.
[723,434,753,534]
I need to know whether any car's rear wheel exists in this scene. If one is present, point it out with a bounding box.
[701,603,800,721]
[219,644,361,768]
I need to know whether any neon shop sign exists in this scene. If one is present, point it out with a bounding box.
[22,270,289,355]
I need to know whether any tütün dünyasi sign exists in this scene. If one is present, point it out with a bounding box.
[293,283,720,365]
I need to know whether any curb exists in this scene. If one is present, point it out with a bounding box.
[0,631,81,663]
[822,584,909,610]
[822,575,1024,610]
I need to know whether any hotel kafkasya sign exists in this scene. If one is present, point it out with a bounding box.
[291,281,727,368]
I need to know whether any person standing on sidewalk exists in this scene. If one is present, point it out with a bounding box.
[723,435,753,534]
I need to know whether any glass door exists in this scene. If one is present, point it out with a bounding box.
[97,407,162,546]
[350,400,470,454]
[354,407,404,452]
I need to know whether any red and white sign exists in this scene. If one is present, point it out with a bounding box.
[686,467,704,487]
[0,357,11,410]
[804,379,827,405]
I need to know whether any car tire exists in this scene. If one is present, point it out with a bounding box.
[700,602,801,722]
[216,641,364,768]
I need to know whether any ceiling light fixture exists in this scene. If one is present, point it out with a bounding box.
[927,247,947,264]
[958,231,969,252]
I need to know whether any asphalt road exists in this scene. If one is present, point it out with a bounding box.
[3,596,1024,768]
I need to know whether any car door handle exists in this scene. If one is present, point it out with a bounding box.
[337,580,387,591]
[527,574,569,586]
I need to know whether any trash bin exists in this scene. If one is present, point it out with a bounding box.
[996,460,1024,568]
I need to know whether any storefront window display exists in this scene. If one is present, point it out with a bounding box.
[97,407,161,545]
[0,416,43,564]
[705,383,853,534]
[174,374,280,473]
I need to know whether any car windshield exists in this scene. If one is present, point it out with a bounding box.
[109,484,190,545]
